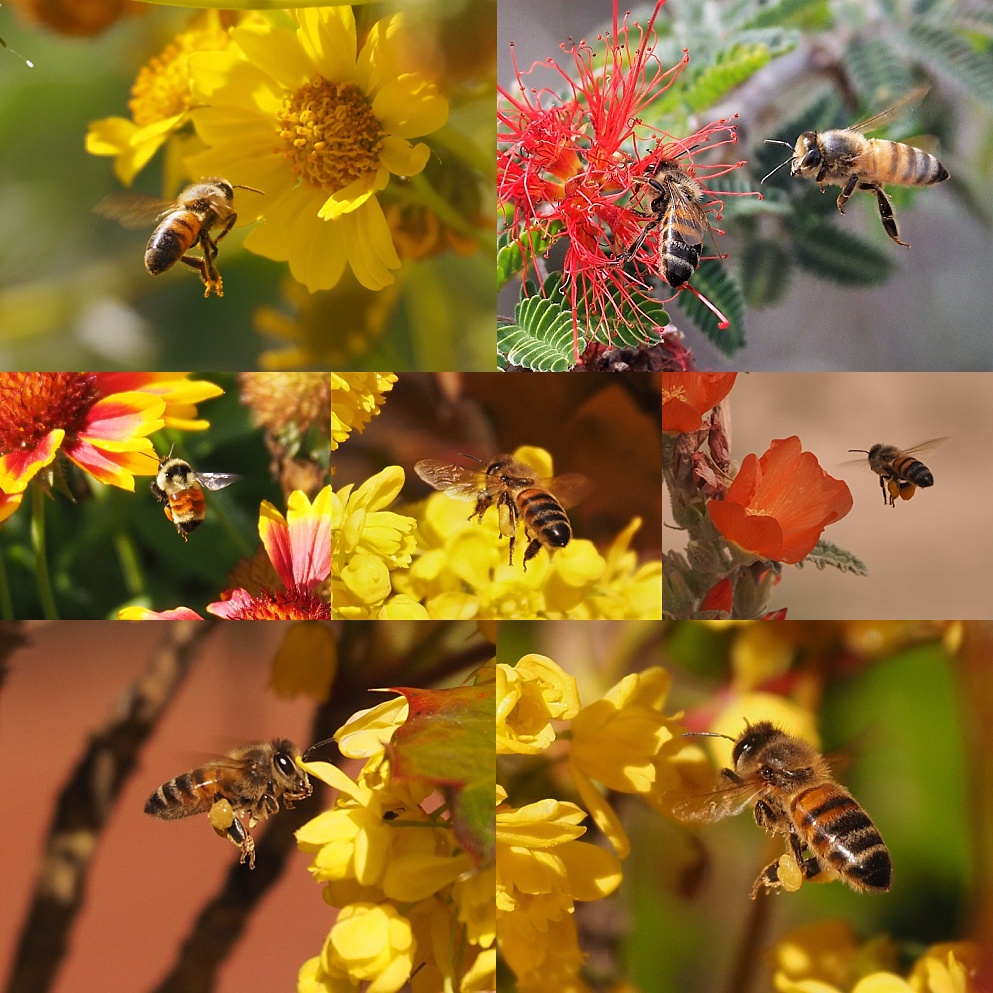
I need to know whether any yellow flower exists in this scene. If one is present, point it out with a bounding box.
[331,466,418,619]
[255,272,402,370]
[320,902,414,993]
[496,793,622,986]
[85,11,233,187]
[331,372,396,450]
[496,654,580,755]
[186,8,449,293]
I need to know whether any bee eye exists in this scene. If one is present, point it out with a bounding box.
[801,148,821,169]
[274,753,296,776]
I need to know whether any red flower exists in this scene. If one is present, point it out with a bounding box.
[662,372,737,433]
[707,436,852,565]
[700,577,732,613]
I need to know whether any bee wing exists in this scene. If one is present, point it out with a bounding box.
[542,472,592,510]
[413,460,487,500]
[852,85,930,134]
[899,436,949,457]
[93,192,177,229]
[672,777,764,824]
[193,472,241,492]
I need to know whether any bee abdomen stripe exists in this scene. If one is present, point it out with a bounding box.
[847,848,892,888]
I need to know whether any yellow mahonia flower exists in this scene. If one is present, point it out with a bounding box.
[331,372,396,450]
[496,790,622,988]
[496,653,580,755]
[331,465,418,619]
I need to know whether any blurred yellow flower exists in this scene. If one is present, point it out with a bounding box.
[331,372,396,450]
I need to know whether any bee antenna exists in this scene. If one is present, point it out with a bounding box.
[302,737,337,761]
[682,731,736,742]
[232,184,265,195]
[458,453,486,464]
[760,150,795,184]
[848,449,870,454]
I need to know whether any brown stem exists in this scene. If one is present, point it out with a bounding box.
[723,886,773,993]
[4,621,216,993]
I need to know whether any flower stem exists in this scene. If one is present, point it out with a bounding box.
[724,886,772,993]
[30,484,59,620]
[0,542,13,620]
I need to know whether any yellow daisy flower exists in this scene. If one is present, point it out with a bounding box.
[186,7,449,293]
[85,11,233,187]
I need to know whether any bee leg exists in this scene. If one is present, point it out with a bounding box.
[521,537,542,572]
[469,491,493,524]
[865,182,909,247]
[179,253,224,298]
[220,809,256,869]
[752,798,782,831]
[835,174,859,214]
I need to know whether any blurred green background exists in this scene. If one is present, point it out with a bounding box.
[0,0,495,371]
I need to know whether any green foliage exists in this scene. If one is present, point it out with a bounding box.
[798,539,869,575]
[673,261,746,355]
[735,0,831,31]
[905,20,993,111]
[791,219,894,285]
[498,277,582,371]
[739,238,793,307]
[497,225,557,291]
[843,37,916,110]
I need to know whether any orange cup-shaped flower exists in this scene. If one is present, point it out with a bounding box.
[662,373,737,433]
[708,436,852,565]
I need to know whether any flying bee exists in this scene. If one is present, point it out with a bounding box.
[413,453,590,569]
[94,178,262,297]
[144,739,312,869]
[620,163,714,289]
[762,88,948,247]
[677,722,892,899]
[848,438,946,507]
[150,446,240,540]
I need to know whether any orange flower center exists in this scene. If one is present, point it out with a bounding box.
[0,373,100,451]
[221,587,331,620]
[662,385,687,402]
[277,78,384,193]
[129,24,231,127]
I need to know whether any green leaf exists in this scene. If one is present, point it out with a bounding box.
[738,0,831,31]
[739,238,793,307]
[905,21,993,111]
[389,675,495,867]
[796,540,869,575]
[498,282,582,371]
[587,293,669,348]
[497,226,557,290]
[675,261,746,355]
[843,37,915,111]
[791,220,894,285]
[679,44,773,113]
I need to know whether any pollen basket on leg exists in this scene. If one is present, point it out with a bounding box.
[277,79,385,193]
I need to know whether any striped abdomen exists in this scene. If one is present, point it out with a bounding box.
[144,769,219,820]
[659,203,705,288]
[890,455,933,487]
[864,139,949,188]
[515,487,572,548]
[145,210,205,274]
[791,783,892,891]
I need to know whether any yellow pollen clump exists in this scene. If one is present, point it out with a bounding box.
[277,78,384,193]
[129,27,230,128]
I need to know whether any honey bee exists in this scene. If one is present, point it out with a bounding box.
[848,438,946,507]
[94,178,262,296]
[144,739,312,869]
[677,722,892,899]
[621,163,712,288]
[413,453,590,569]
[150,446,240,540]
[763,89,949,247]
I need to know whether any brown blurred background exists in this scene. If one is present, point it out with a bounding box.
[0,623,328,993]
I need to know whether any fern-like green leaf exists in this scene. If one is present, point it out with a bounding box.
[843,37,915,111]
[904,21,993,111]
[791,220,894,284]
[738,0,831,31]
[680,44,773,113]
[796,540,868,575]
[739,238,793,307]
[587,293,670,347]
[498,280,584,371]
[675,261,746,355]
